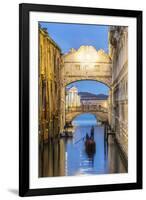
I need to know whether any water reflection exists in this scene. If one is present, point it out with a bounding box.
[39,139,65,177]
[39,124,126,177]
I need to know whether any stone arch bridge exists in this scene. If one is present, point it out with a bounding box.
[65,105,108,124]
[61,45,112,128]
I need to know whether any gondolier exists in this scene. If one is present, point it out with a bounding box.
[90,126,94,139]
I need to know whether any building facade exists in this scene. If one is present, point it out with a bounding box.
[66,86,81,109]
[79,92,108,110]
[39,27,63,141]
[109,26,128,160]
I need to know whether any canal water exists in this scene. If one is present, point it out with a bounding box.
[39,115,126,177]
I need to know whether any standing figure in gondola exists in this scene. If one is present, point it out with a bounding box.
[90,126,94,139]
[86,133,89,140]
[85,129,96,156]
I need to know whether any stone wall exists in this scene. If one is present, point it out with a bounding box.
[39,28,62,141]
[109,26,128,159]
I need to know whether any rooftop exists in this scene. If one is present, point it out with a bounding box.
[79,92,108,100]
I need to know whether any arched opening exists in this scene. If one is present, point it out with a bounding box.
[72,113,97,126]
[65,79,111,89]
[65,80,110,126]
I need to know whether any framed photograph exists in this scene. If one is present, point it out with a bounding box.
[19,3,142,197]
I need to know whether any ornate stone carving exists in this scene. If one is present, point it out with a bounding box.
[63,45,111,63]
[63,45,112,87]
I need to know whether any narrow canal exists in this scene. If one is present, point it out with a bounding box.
[39,114,126,177]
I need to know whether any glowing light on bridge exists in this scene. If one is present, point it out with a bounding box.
[76,45,99,63]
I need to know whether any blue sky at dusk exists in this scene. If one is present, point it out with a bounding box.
[40,22,109,54]
[40,22,109,95]
[67,80,109,95]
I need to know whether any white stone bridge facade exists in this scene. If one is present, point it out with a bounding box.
[62,46,112,87]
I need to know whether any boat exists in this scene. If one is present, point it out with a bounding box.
[97,121,102,126]
[60,124,74,138]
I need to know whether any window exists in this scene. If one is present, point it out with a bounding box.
[75,64,80,70]
[95,65,100,70]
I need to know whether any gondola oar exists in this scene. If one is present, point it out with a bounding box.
[74,136,85,144]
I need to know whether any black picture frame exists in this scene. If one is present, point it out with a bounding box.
[19,3,143,197]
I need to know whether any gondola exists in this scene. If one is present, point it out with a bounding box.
[85,126,96,155]
[85,138,96,155]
